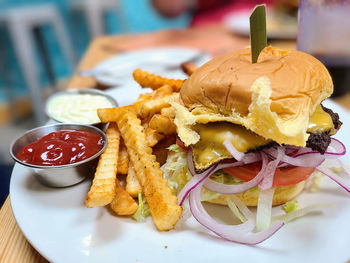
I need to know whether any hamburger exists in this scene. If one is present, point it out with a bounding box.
[163,46,347,244]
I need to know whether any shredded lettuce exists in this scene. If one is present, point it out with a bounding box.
[226,197,247,223]
[209,170,243,185]
[331,166,345,174]
[162,154,246,201]
[308,172,324,193]
[273,204,330,223]
[132,190,151,222]
[282,200,300,213]
[256,188,275,231]
[200,189,221,202]
[161,150,192,195]
[167,144,182,153]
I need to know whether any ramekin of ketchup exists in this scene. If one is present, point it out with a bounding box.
[16,130,104,166]
[10,124,107,187]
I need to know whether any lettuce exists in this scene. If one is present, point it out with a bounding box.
[162,153,245,201]
[132,190,151,222]
[273,203,330,223]
[200,171,243,201]
[161,149,191,195]
[226,197,247,223]
[167,144,182,153]
[200,190,221,202]
[209,170,243,185]
[331,166,345,174]
[308,172,324,193]
[282,200,300,213]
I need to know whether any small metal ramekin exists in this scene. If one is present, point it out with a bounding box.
[45,88,118,127]
[10,123,107,188]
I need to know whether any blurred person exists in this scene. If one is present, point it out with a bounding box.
[152,0,274,27]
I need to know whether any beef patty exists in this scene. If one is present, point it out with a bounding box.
[306,105,342,154]
[250,105,341,154]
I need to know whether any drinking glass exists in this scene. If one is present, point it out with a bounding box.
[297,0,350,97]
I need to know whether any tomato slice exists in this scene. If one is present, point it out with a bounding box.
[176,138,188,152]
[223,163,315,187]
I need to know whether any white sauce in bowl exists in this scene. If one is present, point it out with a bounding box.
[47,94,113,124]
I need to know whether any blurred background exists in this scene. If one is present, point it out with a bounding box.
[0,0,192,205]
[1,0,349,206]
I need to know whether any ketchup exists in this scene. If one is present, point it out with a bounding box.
[16,130,104,166]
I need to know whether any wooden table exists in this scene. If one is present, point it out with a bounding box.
[1,27,349,263]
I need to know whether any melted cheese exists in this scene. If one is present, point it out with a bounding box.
[192,122,270,170]
[307,105,333,133]
[191,105,334,170]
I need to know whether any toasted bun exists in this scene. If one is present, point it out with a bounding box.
[205,181,306,207]
[177,46,333,147]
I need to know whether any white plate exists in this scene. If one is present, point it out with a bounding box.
[91,47,211,86]
[224,11,297,39]
[10,98,350,263]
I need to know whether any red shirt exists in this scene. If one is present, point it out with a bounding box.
[191,0,273,27]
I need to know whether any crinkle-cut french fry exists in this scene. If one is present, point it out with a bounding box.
[138,85,172,102]
[97,105,137,123]
[137,92,153,102]
[181,62,198,76]
[149,114,176,135]
[145,127,164,147]
[142,122,163,147]
[85,123,120,207]
[154,85,173,98]
[115,109,182,231]
[97,107,118,123]
[98,91,175,124]
[133,69,184,92]
[117,138,129,174]
[110,179,139,215]
[139,94,175,119]
[160,106,175,119]
[126,163,141,198]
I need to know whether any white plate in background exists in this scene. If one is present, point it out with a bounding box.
[89,47,211,87]
[224,11,297,39]
[10,97,350,263]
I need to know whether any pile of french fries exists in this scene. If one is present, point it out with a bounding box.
[85,65,197,231]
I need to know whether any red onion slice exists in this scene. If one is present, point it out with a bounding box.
[259,148,284,190]
[190,182,255,233]
[229,195,255,221]
[336,159,350,177]
[256,188,275,231]
[179,148,244,205]
[293,138,346,159]
[186,148,196,176]
[242,152,261,164]
[223,139,245,161]
[189,181,284,245]
[264,138,345,168]
[264,147,325,168]
[316,159,350,193]
[283,154,325,167]
[324,138,346,157]
[204,153,268,194]
[177,163,218,206]
[295,147,314,155]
